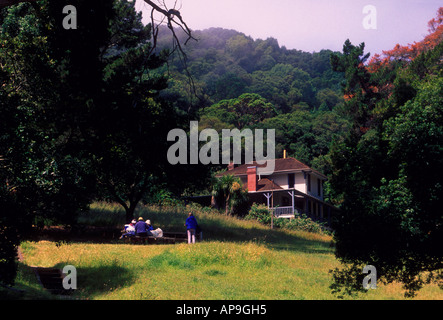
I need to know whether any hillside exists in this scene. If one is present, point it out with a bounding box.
[155,26,351,181]
[158,27,345,112]
[11,202,443,300]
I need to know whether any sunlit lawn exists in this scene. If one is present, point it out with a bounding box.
[15,203,443,300]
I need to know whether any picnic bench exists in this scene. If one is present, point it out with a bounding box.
[122,231,203,245]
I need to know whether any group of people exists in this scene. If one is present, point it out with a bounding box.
[120,217,157,239]
[120,212,200,244]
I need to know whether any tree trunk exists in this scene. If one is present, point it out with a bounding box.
[225,194,230,215]
[125,203,137,223]
[211,195,217,208]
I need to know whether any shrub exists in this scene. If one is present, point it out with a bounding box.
[245,203,272,225]
[245,203,328,234]
[285,214,327,234]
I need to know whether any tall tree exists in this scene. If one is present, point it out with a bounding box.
[0,0,191,286]
[85,0,178,222]
[330,40,377,132]
[329,39,443,298]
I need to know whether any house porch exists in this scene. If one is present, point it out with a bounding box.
[248,188,335,225]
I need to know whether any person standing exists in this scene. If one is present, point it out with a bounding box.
[185,212,198,244]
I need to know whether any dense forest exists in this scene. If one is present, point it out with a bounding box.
[0,1,442,297]
[159,27,344,110]
[155,26,351,190]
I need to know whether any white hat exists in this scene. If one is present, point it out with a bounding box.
[146,220,151,225]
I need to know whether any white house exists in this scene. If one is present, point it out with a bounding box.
[215,156,338,223]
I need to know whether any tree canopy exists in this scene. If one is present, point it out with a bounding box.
[329,13,443,297]
[0,0,189,285]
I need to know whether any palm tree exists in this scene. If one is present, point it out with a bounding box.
[211,175,248,215]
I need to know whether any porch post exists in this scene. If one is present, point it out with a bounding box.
[288,190,294,215]
[263,192,273,228]
[264,193,272,209]
[271,190,274,229]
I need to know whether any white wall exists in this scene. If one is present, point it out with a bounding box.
[270,173,288,189]
[243,171,324,200]
[294,173,306,193]
[307,173,323,200]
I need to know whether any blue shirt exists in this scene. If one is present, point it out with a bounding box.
[185,215,198,230]
[135,221,148,234]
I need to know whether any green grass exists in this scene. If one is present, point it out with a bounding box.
[12,202,443,300]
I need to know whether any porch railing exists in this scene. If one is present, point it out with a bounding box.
[269,205,333,226]
[272,206,299,218]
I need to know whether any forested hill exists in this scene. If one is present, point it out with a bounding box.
[156,27,350,174]
[158,27,345,112]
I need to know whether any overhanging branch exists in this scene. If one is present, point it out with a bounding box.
[143,0,200,110]
[143,0,197,54]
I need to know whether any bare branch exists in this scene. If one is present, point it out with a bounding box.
[143,0,201,110]
[143,0,197,54]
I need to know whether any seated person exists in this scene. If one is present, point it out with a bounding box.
[146,220,163,238]
[146,220,154,232]
[120,219,136,239]
[135,217,149,237]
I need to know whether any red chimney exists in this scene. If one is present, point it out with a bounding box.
[247,166,257,192]
[227,162,234,171]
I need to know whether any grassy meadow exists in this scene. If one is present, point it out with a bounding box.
[12,202,443,300]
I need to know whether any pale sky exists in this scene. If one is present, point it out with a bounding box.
[135,0,441,56]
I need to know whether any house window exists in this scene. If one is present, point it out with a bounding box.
[307,173,311,192]
[288,173,295,188]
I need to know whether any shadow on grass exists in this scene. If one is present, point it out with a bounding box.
[2,260,134,300]
[53,262,134,298]
[0,262,56,300]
